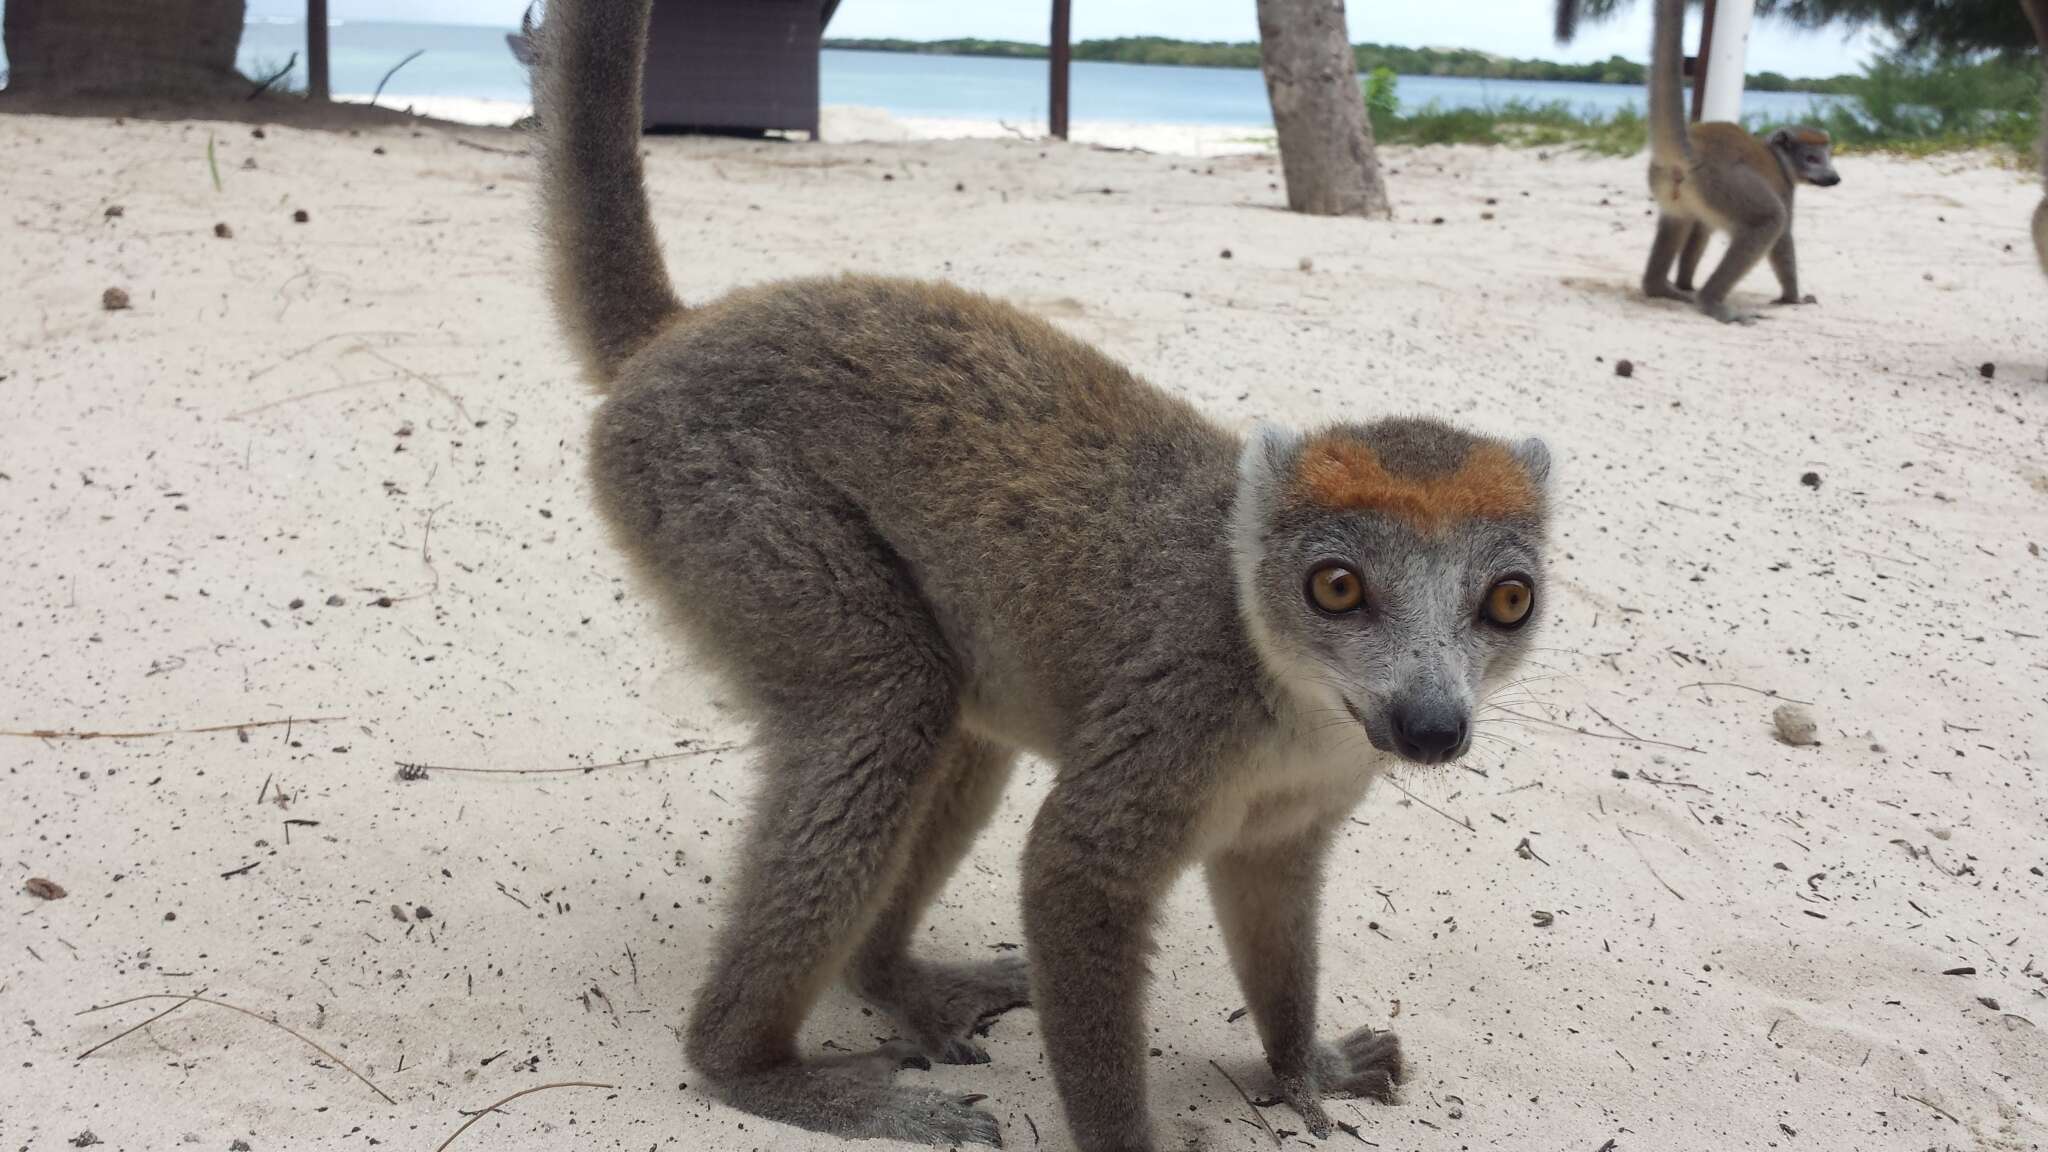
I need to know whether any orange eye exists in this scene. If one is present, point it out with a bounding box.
[1307,564,1364,614]
[1484,578,1534,628]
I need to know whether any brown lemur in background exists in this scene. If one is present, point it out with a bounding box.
[1558,0,1841,323]
[2022,0,2048,277]
[533,2,1553,1148]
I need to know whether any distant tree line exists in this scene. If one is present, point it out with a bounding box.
[820,36,1858,92]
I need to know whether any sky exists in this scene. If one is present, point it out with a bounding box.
[235,0,1885,79]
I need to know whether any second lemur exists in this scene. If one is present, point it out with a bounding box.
[1561,0,1841,322]
[533,3,1555,1150]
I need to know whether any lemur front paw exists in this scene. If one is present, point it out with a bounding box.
[1772,293,1818,305]
[1277,1072,1336,1139]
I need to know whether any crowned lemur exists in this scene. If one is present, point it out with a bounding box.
[531,3,1555,1147]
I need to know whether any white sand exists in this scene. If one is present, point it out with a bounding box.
[2,111,2045,1152]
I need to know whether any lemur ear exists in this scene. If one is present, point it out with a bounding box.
[1768,127,1793,149]
[1237,423,1303,506]
[1512,437,1552,490]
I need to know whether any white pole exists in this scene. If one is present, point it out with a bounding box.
[1699,0,1754,123]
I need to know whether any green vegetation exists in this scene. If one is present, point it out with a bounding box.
[1764,48,2041,155]
[1354,49,2039,158]
[1362,70,1648,155]
[821,36,1855,92]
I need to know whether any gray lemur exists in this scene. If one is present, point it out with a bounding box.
[1560,0,1841,323]
[532,2,1553,1148]
[2024,0,2048,278]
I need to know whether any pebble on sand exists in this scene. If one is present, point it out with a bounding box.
[1773,703,1819,746]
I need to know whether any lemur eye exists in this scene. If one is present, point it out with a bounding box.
[1306,564,1364,615]
[1483,577,1534,629]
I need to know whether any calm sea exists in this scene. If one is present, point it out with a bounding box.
[5,19,1844,126]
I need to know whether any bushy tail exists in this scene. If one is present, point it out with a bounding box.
[533,0,681,385]
[1647,0,1691,163]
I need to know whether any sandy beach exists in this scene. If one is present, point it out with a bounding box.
[2,106,2044,1152]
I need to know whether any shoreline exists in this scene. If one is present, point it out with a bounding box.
[337,93,1278,156]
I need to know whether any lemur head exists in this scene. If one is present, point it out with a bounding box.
[1768,126,1840,187]
[1232,419,1552,766]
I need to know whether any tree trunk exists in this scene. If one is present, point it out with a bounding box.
[4,0,246,99]
[1255,0,1388,217]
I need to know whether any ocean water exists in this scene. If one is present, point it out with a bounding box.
[6,19,1846,127]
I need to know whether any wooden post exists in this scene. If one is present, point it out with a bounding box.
[307,0,330,100]
[1689,0,1714,122]
[1255,0,1389,216]
[1049,0,1071,140]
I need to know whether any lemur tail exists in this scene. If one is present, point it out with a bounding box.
[1553,0,1582,45]
[533,0,681,386]
[1647,0,1691,164]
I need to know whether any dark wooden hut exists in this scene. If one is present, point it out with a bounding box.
[641,0,842,137]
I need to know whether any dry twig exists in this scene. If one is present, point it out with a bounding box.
[75,993,394,1103]
[431,1081,616,1151]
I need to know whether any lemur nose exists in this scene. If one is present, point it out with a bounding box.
[1391,705,1469,764]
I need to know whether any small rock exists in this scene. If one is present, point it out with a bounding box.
[373,595,395,608]
[24,877,67,900]
[71,1133,101,1148]
[164,911,177,921]
[414,904,433,920]
[102,287,131,311]
[230,1142,251,1151]
[288,598,305,610]
[214,222,233,239]
[392,903,409,922]
[1613,359,1634,378]
[242,157,258,170]
[1800,471,1820,489]
[1979,362,1995,379]
[1978,996,2001,1011]
[103,205,125,218]
[1928,826,1951,841]
[1219,248,1232,259]
[1430,216,1446,225]
[325,593,345,607]
[1297,256,1314,273]
[251,127,267,139]
[954,181,964,191]
[1772,703,1818,747]
[373,145,386,155]
[1611,768,1630,779]
[292,208,310,223]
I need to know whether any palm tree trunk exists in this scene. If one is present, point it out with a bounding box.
[4,0,246,99]
[1255,0,1389,217]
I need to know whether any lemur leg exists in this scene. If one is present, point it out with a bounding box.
[667,464,999,1146]
[1768,228,1807,303]
[1024,744,1203,1152]
[1697,175,1788,324]
[1208,821,1406,1141]
[1643,213,1697,302]
[850,733,1027,1066]
[1674,222,1709,292]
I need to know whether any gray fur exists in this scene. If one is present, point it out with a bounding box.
[534,1,1554,1148]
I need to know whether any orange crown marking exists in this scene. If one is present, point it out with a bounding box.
[1294,437,1539,533]
[1786,127,1831,147]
